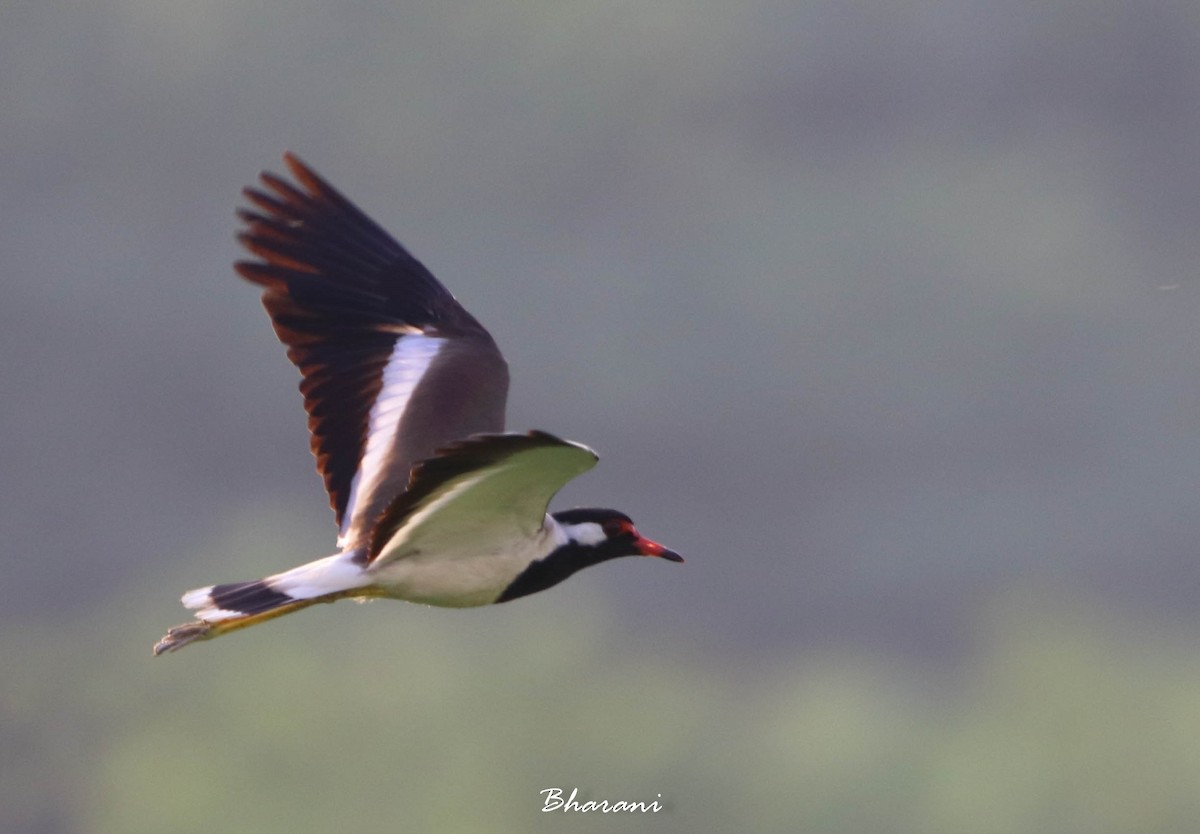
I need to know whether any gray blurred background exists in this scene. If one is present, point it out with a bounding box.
[5,1,1200,832]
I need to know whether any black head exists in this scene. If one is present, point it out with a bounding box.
[551,508,684,562]
[493,508,682,604]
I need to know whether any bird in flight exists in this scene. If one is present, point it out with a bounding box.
[153,154,682,655]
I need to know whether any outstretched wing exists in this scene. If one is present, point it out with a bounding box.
[236,153,509,550]
[367,431,599,567]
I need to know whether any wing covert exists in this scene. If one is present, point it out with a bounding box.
[368,431,599,567]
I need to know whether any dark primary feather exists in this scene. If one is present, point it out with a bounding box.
[233,153,509,545]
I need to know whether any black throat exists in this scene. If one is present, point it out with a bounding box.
[494,541,625,604]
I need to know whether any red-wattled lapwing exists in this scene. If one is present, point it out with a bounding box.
[153,154,682,655]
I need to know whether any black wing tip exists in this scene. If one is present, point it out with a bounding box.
[234,153,392,285]
[279,151,331,198]
[240,152,336,218]
[235,152,431,286]
[234,154,476,325]
[281,150,313,181]
[281,148,304,169]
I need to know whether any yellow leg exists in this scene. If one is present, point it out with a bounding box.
[152,589,378,656]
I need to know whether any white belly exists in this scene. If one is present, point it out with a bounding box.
[365,536,551,607]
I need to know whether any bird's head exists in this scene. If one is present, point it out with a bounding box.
[552,508,684,563]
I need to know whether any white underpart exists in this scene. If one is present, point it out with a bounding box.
[339,334,447,547]
[369,515,560,607]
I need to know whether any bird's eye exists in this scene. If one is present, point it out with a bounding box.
[603,519,636,537]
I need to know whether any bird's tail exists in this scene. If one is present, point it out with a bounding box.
[153,553,373,655]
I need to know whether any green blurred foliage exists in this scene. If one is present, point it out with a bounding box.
[6,547,1200,834]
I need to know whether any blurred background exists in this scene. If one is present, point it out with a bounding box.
[4,0,1200,831]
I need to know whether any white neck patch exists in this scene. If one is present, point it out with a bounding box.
[561,521,606,547]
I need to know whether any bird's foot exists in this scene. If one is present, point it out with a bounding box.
[153,621,213,656]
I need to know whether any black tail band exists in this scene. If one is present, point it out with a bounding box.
[209,580,294,615]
